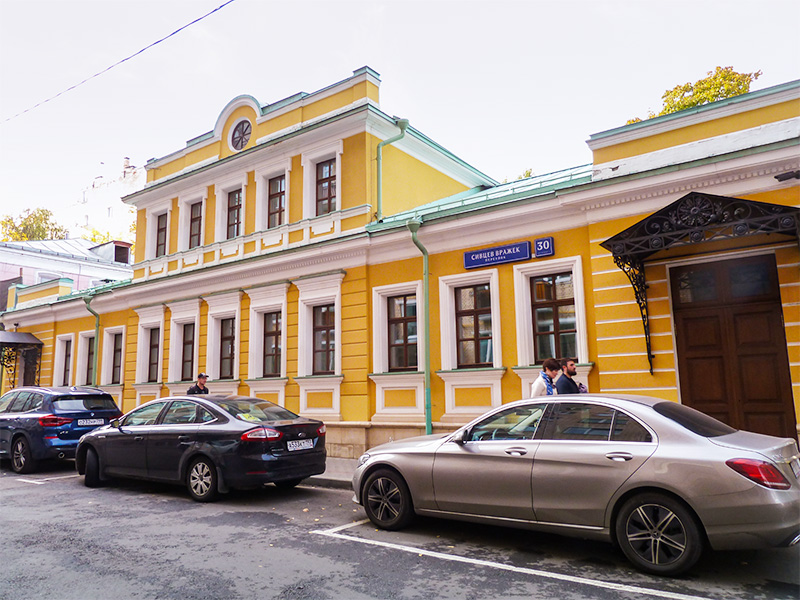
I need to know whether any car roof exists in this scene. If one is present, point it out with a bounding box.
[8,386,111,396]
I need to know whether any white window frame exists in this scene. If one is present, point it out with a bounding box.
[135,305,165,384]
[301,140,343,220]
[215,176,248,242]
[244,284,289,406]
[254,158,292,232]
[75,330,95,386]
[101,326,126,386]
[203,291,241,391]
[295,273,344,419]
[53,333,75,387]
[512,255,590,397]
[37,271,61,284]
[147,203,171,260]
[177,188,207,252]
[166,299,201,385]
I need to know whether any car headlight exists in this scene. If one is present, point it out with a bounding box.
[357,453,371,466]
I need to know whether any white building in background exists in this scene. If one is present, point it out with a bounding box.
[62,158,144,240]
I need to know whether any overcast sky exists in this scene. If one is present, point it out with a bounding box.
[0,0,797,226]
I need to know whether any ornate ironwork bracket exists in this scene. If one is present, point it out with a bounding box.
[612,254,654,373]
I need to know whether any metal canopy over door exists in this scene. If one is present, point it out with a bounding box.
[671,254,795,439]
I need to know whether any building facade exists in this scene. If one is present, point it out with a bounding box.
[1,69,798,457]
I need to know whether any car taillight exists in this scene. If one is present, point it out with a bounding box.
[39,415,73,427]
[241,427,283,442]
[726,458,791,490]
[317,425,326,436]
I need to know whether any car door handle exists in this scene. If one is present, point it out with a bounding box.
[178,435,191,443]
[606,452,634,462]
[134,436,144,442]
[504,447,528,456]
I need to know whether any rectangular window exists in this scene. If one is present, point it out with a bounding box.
[315,159,336,216]
[313,304,335,374]
[181,323,195,382]
[147,328,160,383]
[388,295,418,371]
[455,284,493,368]
[268,176,285,229]
[262,311,281,377]
[188,202,202,249]
[155,213,168,257]
[111,333,123,385]
[85,337,95,385]
[531,272,576,361]
[219,317,235,379]
[62,339,72,385]
[227,189,242,239]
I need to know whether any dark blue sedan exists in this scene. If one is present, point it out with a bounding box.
[0,386,122,473]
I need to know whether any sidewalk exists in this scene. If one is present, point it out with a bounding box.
[308,456,358,489]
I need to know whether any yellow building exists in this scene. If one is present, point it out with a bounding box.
[2,69,798,457]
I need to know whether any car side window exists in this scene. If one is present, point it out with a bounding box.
[162,401,199,425]
[540,402,615,441]
[0,392,17,412]
[123,402,167,426]
[468,404,546,442]
[8,392,31,413]
[23,393,44,412]
[198,407,216,423]
[611,411,652,442]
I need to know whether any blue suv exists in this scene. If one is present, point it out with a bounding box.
[0,386,122,474]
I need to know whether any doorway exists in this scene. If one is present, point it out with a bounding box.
[671,254,796,439]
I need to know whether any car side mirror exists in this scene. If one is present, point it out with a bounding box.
[452,428,470,445]
[110,418,121,429]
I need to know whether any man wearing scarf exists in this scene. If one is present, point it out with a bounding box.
[531,358,560,397]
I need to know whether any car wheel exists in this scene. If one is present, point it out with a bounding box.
[187,457,218,502]
[615,492,703,576]
[84,448,102,488]
[11,437,37,474]
[274,478,304,490]
[363,469,414,530]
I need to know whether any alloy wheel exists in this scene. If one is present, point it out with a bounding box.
[624,502,688,566]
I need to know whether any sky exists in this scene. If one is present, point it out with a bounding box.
[0,0,798,231]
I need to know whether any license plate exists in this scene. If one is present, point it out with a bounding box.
[287,439,314,451]
[791,457,800,479]
[77,418,105,426]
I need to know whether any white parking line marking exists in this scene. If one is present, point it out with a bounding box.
[40,474,80,481]
[312,526,710,600]
[16,474,79,484]
[16,479,46,485]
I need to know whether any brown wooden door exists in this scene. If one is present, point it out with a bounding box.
[672,254,796,439]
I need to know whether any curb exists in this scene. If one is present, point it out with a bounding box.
[307,475,353,490]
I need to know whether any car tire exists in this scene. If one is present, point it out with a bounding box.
[274,478,304,490]
[363,469,414,530]
[187,457,218,502]
[84,448,102,488]
[11,436,37,474]
[615,492,704,576]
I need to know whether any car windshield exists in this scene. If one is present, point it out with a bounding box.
[52,395,119,411]
[214,398,298,423]
[653,401,737,437]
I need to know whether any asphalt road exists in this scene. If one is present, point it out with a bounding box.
[1,460,798,600]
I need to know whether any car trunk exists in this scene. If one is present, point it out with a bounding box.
[710,430,800,481]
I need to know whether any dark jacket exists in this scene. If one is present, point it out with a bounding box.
[187,384,209,395]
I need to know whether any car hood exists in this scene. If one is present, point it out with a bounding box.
[709,430,799,461]
[367,433,451,454]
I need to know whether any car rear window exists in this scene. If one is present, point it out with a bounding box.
[653,402,737,437]
[214,398,297,423]
[52,395,119,411]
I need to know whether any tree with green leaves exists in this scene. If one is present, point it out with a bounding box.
[1,208,69,241]
[628,66,762,124]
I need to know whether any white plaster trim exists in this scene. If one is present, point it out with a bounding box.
[512,255,589,366]
[203,291,242,381]
[54,333,74,387]
[75,330,95,386]
[177,189,207,252]
[101,326,125,386]
[133,383,163,407]
[205,380,240,395]
[369,372,425,421]
[214,175,248,243]
[371,280,424,374]
[437,369,505,422]
[438,269,502,370]
[245,378,288,407]
[301,140,344,221]
[228,116,253,154]
[295,273,345,377]
[135,305,165,384]
[296,375,344,421]
[245,284,289,380]
[146,202,172,261]
[254,157,291,232]
[166,298,201,384]
[592,118,800,181]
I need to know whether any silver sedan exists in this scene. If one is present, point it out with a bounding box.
[352,395,800,576]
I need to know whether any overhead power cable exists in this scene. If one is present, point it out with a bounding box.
[1,0,238,125]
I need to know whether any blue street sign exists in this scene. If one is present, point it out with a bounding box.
[464,241,531,269]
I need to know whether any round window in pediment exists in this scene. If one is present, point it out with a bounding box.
[231,119,252,151]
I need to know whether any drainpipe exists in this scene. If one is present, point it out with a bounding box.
[83,295,100,387]
[376,118,409,222]
[406,219,432,435]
